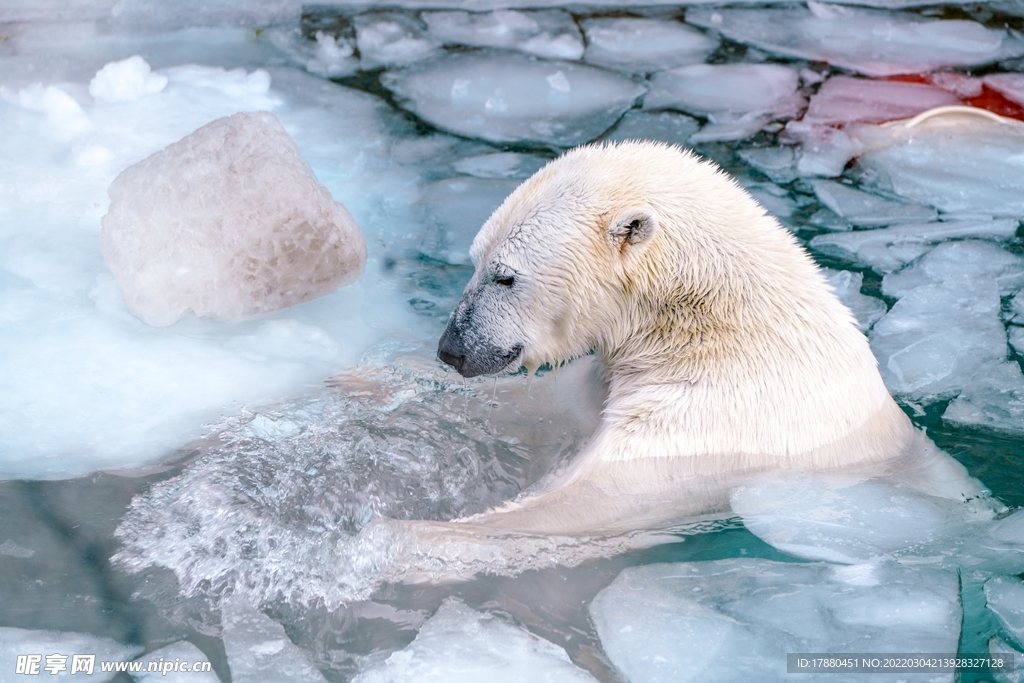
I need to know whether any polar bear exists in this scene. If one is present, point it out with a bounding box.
[427,140,984,538]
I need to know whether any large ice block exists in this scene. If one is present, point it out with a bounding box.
[101,111,367,327]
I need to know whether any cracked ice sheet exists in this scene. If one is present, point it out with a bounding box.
[986,577,1024,649]
[686,3,1024,78]
[645,63,803,143]
[382,51,646,147]
[868,242,1024,432]
[0,59,427,479]
[808,219,1020,274]
[352,598,598,683]
[221,595,329,683]
[591,559,961,683]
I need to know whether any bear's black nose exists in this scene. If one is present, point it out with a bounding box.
[437,348,465,372]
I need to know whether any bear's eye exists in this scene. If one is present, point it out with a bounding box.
[494,274,515,287]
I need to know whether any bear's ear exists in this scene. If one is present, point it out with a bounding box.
[608,207,658,251]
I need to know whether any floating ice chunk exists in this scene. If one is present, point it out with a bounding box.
[416,176,519,264]
[881,240,1024,300]
[809,179,936,227]
[686,5,1024,77]
[0,628,141,681]
[591,559,960,683]
[986,577,1024,647]
[943,363,1024,433]
[160,65,280,110]
[5,83,92,140]
[786,123,865,177]
[989,637,1024,683]
[382,51,646,147]
[803,76,959,127]
[823,269,886,332]
[600,110,700,147]
[850,109,1024,217]
[422,10,583,60]
[353,598,598,683]
[89,55,167,103]
[307,31,359,78]
[985,73,1024,107]
[0,539,34,558]
[646,63,803,142]
[744,182,797,219]
[132,641,218,683]
[453,152,548,180]
[101,111,367,326]
[731,473,962,563]
[355,12,441,70]
[737,146,797,184]
[809,219,1019,273]
[221,594,328,683]
[580,18,718,73]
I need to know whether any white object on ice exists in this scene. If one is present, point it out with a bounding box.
[645,63,803,142]
[382,51,646,146]
[809,179,936,227]
[422,9,584,60]
[304,31,359,79]
[221,594,329,683]
[686,4,1024,77]
[580,17,718,73]
[352,598,598,683]
[591,559,961,683]
[131,641,218,683]
[354,12,441,70]
[89,55,167,103]
[4,83,92,140]
[809,218,1020,273]
[100,111,367,326]
[0,627,141,682]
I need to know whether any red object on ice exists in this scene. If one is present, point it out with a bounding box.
[882,73,1024,122]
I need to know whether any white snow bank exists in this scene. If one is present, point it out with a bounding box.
[809,219,1019,274]
[382,51,646,147]
[645,63,803,142]
[422,9,583,60]
[353,598,598,682]
[580,18,718,73]
[0,627,141,681]
[591,559,961,683]
[89,55,168,103]
[0,57,423,479]
[687,4,1024,77]
[101,111,366,327]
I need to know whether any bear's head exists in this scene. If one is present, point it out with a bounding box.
[437,140,802,379]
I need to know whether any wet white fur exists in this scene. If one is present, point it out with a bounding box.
[447,141,983,535]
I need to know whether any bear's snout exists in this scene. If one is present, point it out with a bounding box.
[438,322,523,379]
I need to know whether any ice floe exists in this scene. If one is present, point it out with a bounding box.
[354,12,441,70]
[221,594,329,682]
[382,51,646,146]
[802,76,960,127]
[809,179,936,228]
[687,4,1024,77]
[580,17,718,73]
[131,641,218,683]
[868,242,1024,431]
[600,109,700,147]
[809,219,1020,274]
[591,559,961,683]
[645,63,803,142]
[422,9,584,60]
[823,269,887,332]
[986,576,1024,648]
[352,598,598,683]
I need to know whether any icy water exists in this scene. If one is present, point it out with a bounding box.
[3,1,1024,682]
